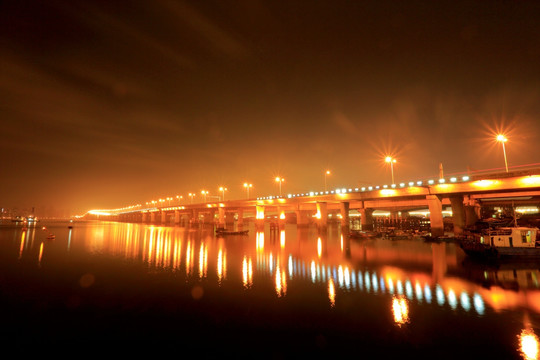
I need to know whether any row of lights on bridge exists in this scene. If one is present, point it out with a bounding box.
[257,175,471,200]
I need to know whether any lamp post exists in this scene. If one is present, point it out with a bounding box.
[324,170,331,192]
[275,177,284,197]
[496,134,509,173]
[385,156,396,184]
[243,183,252,199]
[176,195,183,204]
[219,186,227,201]
[188,193,195,204]
[201,190,208,202]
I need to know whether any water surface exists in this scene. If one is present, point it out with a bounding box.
[1,220,539,358]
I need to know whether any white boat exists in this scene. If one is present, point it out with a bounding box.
[460,226,540,259]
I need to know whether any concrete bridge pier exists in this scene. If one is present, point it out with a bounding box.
[359,208,374,231]
[464,196,481,227]
[190,210,199,226]
[150,212,157,224]
[236,209,244,229]
[316,202,328,230]
[295,210,310,227]
[142,212,149,223]
[427,195,444,237]
[390,211,400,227]
[174,210,180,225]
[218,208,226,229]
[209,210,217,225]
[340,202,350,228]
[276,207,287,229]
[256,205,265,230]
[161,211,167,224]
[449,196,466,235]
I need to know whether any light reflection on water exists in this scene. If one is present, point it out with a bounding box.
[11,220,540,315]
[3,219,540,357]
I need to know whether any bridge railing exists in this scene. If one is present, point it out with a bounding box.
[257,164,540,201]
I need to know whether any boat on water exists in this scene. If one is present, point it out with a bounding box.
[215,228,249,235]
[349,230,380,239]
[382,228,411,240]
[460,226,540,260]
[421,234,458,242]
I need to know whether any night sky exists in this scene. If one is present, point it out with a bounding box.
[1,0,540,216]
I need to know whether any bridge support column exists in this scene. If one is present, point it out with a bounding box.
[150,212,157,223]
[359,208,374,231]
[449,195,466,236]
[316,202,328,230]
[255,205,265,229]
[464,197,481,227]
[236,209,244,228]
[427,195,444,237]
[161,211,167,224]
[218,207,226,229]
[340,202,350,228]
[190,210,199,226]
[174,210,180,225]
[277,207,286,228]
[295,210,310,227]
[142,212,149,223]
[390,211,399,227]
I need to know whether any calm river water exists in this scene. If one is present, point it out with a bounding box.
[1,219,539,358]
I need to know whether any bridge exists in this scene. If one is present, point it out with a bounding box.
[84,168,540,237]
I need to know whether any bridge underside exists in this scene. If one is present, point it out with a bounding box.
[91,180,540,237]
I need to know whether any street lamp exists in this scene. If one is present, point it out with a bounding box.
[219,186,227,201]
[275,177,284,196]
[385,156,396,184]
[188,193,195,204]
[176,195,183,204]
[201,190,209,202]
[496,134,509,173]
[243,183,252,199]
[324,170,331,192]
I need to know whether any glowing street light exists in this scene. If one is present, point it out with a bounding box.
[176,195,183,204]
[219,186,227,201]
[275,177,284,196]
[243,183,252,199]
[201,190,209,202]
[324,170,331,192]
[188,193,195,204]
[385,156,397,184]
[496,134,509,173]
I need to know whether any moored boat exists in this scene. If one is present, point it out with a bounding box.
[382,228,411,240]
[460,226,540,260]
[349,230,380,239]
[215,228,249,235]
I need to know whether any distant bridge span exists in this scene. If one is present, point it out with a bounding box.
[87,169,540,237]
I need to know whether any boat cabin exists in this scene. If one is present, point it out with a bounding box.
[477,227,538,248]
